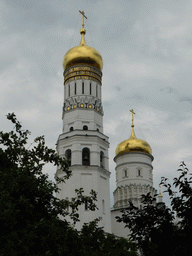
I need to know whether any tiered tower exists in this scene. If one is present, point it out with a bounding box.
[55,11,111,232]
[111,110,156,237]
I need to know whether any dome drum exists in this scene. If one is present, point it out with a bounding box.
[64,65,102,85]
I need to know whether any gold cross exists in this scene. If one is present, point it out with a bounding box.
[79,10,87,29]
[129,109,135,127]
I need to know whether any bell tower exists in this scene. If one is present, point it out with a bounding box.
[55,11,111,232]
[111,110,156,237]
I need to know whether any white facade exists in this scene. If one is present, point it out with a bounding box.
[111,151,156,237]
[55,65,111,233]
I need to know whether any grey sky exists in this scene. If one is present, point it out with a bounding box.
[1,0,192,206]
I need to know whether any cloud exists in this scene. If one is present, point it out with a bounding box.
[179,96,192,106]
[117,59,177,79]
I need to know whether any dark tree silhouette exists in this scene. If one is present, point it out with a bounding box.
[116,162,192,256]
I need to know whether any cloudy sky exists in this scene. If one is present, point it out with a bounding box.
[1,0,192,206]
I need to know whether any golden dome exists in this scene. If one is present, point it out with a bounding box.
[63,28,103,71]
[115,125,152,156]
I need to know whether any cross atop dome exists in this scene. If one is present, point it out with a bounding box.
[115,110,152,156]
[79,10,87,45]
[62,10,103,72]
[79,10,87,29]
[129,109,135,128]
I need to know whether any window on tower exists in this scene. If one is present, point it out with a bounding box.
[90,83,92,95]
[82,147,90,166]
[102,199,105,214]
[82,82,84,94]
[74,83,76,95]
[100,151,104,168]
[85,200,88,211]
[137,168,142,177]
[96,84,98,97]
[68,84,70,97]
[65,149,71,166]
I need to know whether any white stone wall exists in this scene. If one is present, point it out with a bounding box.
[56,75,111,233]
[111,151,156,237]
[114,152,154,187]
[111,209,130,238]
[62,108,103,133]
[57,130,109,169]
[56,165,111,232]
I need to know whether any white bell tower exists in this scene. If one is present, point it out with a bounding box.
[55,11,111,232]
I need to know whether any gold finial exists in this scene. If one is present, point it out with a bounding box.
[129,109,136,139]
[79,10,87,46]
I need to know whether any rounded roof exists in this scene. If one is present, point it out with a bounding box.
[63,28,103,71]
[115,125,152,156]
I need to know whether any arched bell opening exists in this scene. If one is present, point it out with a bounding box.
[82,147,90,166]
[65,149,72,166]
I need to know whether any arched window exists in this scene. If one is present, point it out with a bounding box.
[69,126,74,131]
[65,149,71,166]
[83,125,88,130]
[68,84,70,97]
[90,83,92,95]
[100,151,104,168]
[82,147,90,166]
[82,82,84,94]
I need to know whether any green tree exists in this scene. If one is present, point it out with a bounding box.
[116,162,192,256]
[80,219,137,256]
[0,113,137,256]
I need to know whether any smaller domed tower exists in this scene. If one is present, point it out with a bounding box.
[111,110,156,237]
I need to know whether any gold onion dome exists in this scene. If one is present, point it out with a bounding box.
[115,110,152,156]
[63,28,103,71]
[115,125,152,156]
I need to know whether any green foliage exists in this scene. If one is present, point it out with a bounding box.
[116,161,192,256]
[80,219,138,256]
[0,113,137,256]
